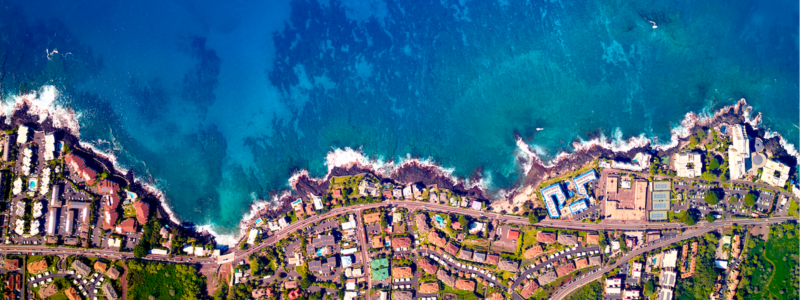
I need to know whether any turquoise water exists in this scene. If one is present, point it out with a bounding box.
[2,0,797,236]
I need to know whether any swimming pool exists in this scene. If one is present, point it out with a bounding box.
[316,248,324,256]
[434,215,445,227]
[28,178,38,191]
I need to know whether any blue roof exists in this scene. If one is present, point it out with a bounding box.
[568,200,589,214]
[541,184,565,219]
[572,169,598,198]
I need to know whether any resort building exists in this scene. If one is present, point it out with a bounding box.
[65,153,98,185]
[541,183,567,219]
[673,151,702,178]
[728,124,750,180]
[568,199,589,214]
[572,169,597,198]
[760,159,790,187]
[612,152,651,172]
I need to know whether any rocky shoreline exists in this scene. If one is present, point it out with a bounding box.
[249,99,797,232]
[3,102,218,245]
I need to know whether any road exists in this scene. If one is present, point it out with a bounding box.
[548,224,724,300]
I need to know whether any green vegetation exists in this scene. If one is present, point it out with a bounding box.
[678,209,699,225]
[644,279,656,296]
[736,223,799,299]
[127,260,207,300]
[704,189,723,205]
[744,192,757,207]
[705,214,715,223]
[564,280,603,300]
[675,236,721,300]
[788,199,799,218]
[527,207,548,224]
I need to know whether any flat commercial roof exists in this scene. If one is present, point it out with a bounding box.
[541,184,566,219]
[572,169,597,197]
[569,200,589,214]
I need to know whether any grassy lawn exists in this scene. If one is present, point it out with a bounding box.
[735,223,798,300]
[788,199,799,218]
[462,238,490,251]
[122,203,137,218]
[521,227,538,251]
[564,280,603,300]
[440,285,483,300]
[127,260,206,300]
[48,293,69,300]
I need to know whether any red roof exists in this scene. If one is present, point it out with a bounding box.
[507,230,520,241]
[65,153,97,185]
[116,218,137,234]
[287,289,302,300]
[333,190,342,197]
[133,201,149,225]
[102,208,119,231]
[97,179,120,195]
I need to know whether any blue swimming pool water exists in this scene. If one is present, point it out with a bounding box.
[4,0,797,236]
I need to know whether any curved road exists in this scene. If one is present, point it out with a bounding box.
[548,223,724,300]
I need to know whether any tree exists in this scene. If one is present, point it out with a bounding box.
[528,213,540,224]
[704,189,723,205]
[706,214,716,223]
[527,208,547,224]
[644,279,656,296]
[458,215,468,233]
[701,171,716,182]
[689,136,699,147]
[708,157,720,171]
[679,209,699,225]
[744,192,757,207]
[133,244,148,258]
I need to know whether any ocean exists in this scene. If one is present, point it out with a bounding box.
[2,0,797,242]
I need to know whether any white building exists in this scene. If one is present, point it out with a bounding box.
[312,195,323,210]
[612,153,651,172]
[728,124,750,180]
[16,125,29,144]
[760,159,790,187]
[341,215,357,230]
[673,151,702,178]
[44,134,57,161]
[150,249,169,255]
[246,229,260,245]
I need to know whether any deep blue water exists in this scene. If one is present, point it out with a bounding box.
[2,0,797,236]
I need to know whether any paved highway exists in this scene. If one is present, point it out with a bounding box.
[547,224,724,300]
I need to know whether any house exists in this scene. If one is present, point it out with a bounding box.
[631,262,643,278]
[101,282,119,300]
[72,260,91,277]
[498,259,519,272]
[393,237,412,249]
[674,151,702,178]
[524,245,543,259]
[606,277,623,295]
[107,268,121,280]
[506,229,520,241]
[537,271,557,286]
[574,258,589,269]
[94,261,108,273]
[456,279,475,291]
[284,281,298,289]
[589,256,601,266]
[4,259,19,271]
[437,269,456,287]
[363,212,381,224]
[27,260,47,274]
[287,289,302,300]
[312,195,324,210]
[133,201,150,225]
[416,214,430,233]
[473,252,486,263]
[556,262,576,277]
[392,188,403,199]
[520,281,540,299]
[586,234,600,245]
[418,259,438,274]
[393,267,412,278]
[419,282,439,294]
[102,207,119,231]
[371,236,383,248]
[393,291,413,300]
[65,288,80,300]
[115,218,137,234]
[537,232,557,243]
[458,249,473,260]
[557,234,578,246]
[485,254,500,265]
[427,231,447,248]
